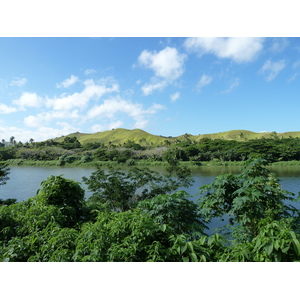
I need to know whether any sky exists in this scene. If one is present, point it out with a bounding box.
[0,37,300,142]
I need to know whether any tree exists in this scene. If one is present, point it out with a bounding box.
[219,218,300,262]
[137,191,207,236]
[61,136,81,149]
[0,162,10,186]
[34,175,85,226]
[82,165,193,212]
[73,209,171,262]
[198,158,297,240]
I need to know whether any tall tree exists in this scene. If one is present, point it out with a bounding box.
[0,162,10,186]
[198,158,297,239]
[83,165,193,212]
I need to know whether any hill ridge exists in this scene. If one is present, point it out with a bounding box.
[51,128,300,147]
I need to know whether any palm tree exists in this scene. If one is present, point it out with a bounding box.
[9,136,15,145]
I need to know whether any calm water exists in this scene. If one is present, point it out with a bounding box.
[2,165,300,202]
[1,165,300,234]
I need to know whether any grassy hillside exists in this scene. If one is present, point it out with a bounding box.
[53,128,172,147]
[50,129,300,147]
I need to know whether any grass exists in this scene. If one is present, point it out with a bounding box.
[49,128,300,147]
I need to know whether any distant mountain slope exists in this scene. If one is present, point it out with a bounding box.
[50,128,300,147]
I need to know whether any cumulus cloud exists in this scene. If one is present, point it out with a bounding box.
[56,75,79,88]
[0,124,79,143]
[197,74,212,91]
[0,103,17,114]
[170,92,180,102]
[91,120,124,133]
[13,92,42,109]
[138,47,186,80]
[47,79,119,111]
[184,37,265,63]
[140,47,186,80]
[138,47,186,95]
[259,59,286,81]
[9,77,27,87]
[87,96,165,129]
[24,110,80,128]
[141,80,167,96]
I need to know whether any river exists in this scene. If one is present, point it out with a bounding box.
[2,165,300,203]
[1,165,300,234]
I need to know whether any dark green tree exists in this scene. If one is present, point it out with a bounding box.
[83,165,193,212]
[137,191,207,236]
[198,158,297,239]
[34,175,85,226]
[61,136,81,149]
[0,162,9,186]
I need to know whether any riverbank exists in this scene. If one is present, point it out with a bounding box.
[4,158,300,168]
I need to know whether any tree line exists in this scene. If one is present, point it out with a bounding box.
[1,158,300,262]
[2,135,300,165]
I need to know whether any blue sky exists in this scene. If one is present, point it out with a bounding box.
[0,37,300,142]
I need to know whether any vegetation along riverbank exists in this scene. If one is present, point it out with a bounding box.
[1,157,300,262]
[2,129,300,261]
[3,128,300,168]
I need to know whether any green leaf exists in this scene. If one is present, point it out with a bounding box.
[161,224,167,232]
[180,244,187,254]
[264,243,273,256]
[190,252,198,262]
[274,240,279,250]
[187,241,194,252]
[290,231,300,256]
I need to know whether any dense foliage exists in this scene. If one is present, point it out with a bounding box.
[1,158,300,262]
[2,134,300,166]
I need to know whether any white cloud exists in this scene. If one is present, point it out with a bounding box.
[91,120,124,133]
[138,47,186,81]
[269,38,289,53]
[170,92,180,102]
[9,77,27,87]
[0,124,79,143]
[13,92,42,109]
[56,75,79,88]
[24,110,80,128]
[84,69,96,76]
[87,96,165,129]
[259,59,286,81]
[184,37,265,63]
[221,77,240,94]
[47,79,119,111]
[24,115,41,127]
[141,80,167,96]
[197,74,212,91]
[0,103,17,114]
[138,47,186,96]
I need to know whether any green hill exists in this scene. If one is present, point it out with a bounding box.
[53,128,172,147]
[51,129,300,147]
